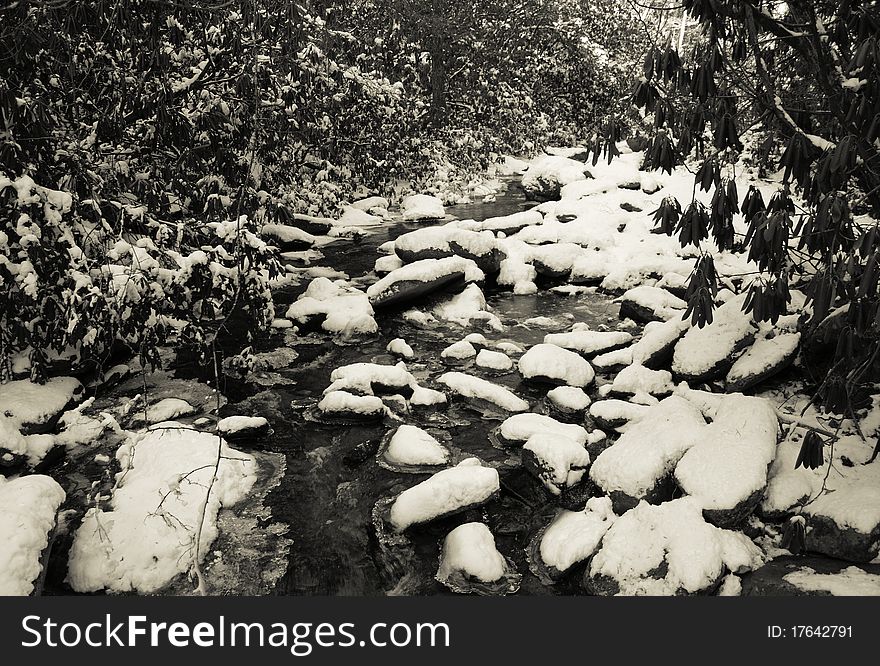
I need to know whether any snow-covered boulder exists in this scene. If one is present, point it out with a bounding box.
[544,330,633,357]
[386,338,414,359]
[589,396,706,511]
[529,497,616,582]
[630,318,690,368]
[432,284,502,331]
[591,346,634,371]
[518,343,595,388]
[674,395,779,527]
[0,475,65,595]
[465,209,543,235]
[394,226,505,274]
[618,286,686,323]
[475,349,513,372]
[378,424,450,471]
[725,332,801,392]
[522,433,591,496]
[285,277,378,338]
[521,155,589,201]
[436,522,520,595]
[441,340,477,363]
[137,397,196,425]
[317,391,386,421]
[546,386,591,418]
[387,458,500,531]
[531,242,583,279]
[585,497,765,595]
[367,257,483,308]
[401,194,445,221]
[217,415,271,440]
[67,424,257,593]
[438,372,529,412]
[587,399,649,430]
[260,223,316,250]
[0,376,83,431]
[610,364,675,398]
[495,413,588,448]
[325,362,415,397]
[672,294,758,382]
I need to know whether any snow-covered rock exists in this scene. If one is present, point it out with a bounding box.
[530,497,616,580]
[585,497,765,595]
[388,458,500,531]
[672,294,757,382]
[436,522,520,595]
[380,424,450,469]
[432,284,502,331]
[546,386,591,417]
[0,475,65,595]
[618,286,687,323]
[367,257,483,308]
[674,395,779,526]
[475,349,513,372]
[386,338,414,359]
[285,277,377,338]
[522,433,591,495]
[630,318,690,368]
[544,330,633,357]
[589,396,706,511]
[438,372,529,412]
[260,223,316,250]
[441,340,477,362]
[725,332,801,392]
[217,415,270,440]
[0,376,83,430]
[588,399,650,430]
[139,397,196,425]
[67,424,257,593]
[401,194,445,221]
[518,343,595,387]
[610,364,675,397]
[317,391,386,421]
[496,413,589,448]
[325,361,415,396]
[521,155,589,201]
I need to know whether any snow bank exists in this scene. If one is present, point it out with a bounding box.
[438,372,529,412]
[0,475,65,595]
[389,458,500,531]
[518,343,595,387]
[67,424,257,593]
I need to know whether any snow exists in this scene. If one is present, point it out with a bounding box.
[217,415,269,436]
[285,277,378,337]
[726,332,801,387]
[539,497,616,572]
[0,474,65,595]
[547,386,591,412]
[375,253,404,274]
[67,424,257,593]
[409,385,448,407]
[592,347,634,370]
[521,155,589,196]
[518,343,595,387]
[463,209,543,234]
[544,330,633,356]
[619,286,687,321]
[476,349,513,371]
[589,396,706,499]
[401,194,445,221]
[588,497,765,595]
[588,399,650,426]
[672,294,757,379]
[523,433,591,495]
[383,425,449,466]
[325,361,414,395]
[367,257,484,301]
[0,376,82,427]
[498,413,589,446]
[782,566,880,596]
[441,340,477,360]
[386,338,414,358]
[718,574,742,596]
[141,397,195,424]
[610,364,674,396]
[388,458,500,531]
[437,522,506,583]
[438,372,529,412]
[260,223,316,247]
[432,284,501,330]
[317,391,386,418]
[338,206,383,227]
[674,395,779,511]
[630,318,689,365]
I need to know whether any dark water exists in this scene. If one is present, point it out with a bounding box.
[232,181,622,596]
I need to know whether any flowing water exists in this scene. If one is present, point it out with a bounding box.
[226,180,621,596]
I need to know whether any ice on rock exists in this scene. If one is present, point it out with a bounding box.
[437,522,506,583]
[586,497,765,595]
[497,413,588,446]
[389,458,500,531]
[285,277,378,337]
[382,425,450,467]
[522,433,591,495]
[518,343,595,387]
[589,396,706,506]
[536,497,616,575]
[401,194,445,221]
[386,338,414,359]
[475,349,513,372]
[0,474,65,595]
[544,330,633,357]
[672,294,757,381]
[610,364,675,397]
[438,372,529,412]
[441,340,477,361]
[674,395,779,522]
[67,424,257,593]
